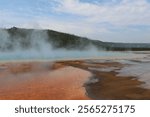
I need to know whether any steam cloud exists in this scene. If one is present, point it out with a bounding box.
[0,29,125,61]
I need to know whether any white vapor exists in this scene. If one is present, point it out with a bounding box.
[0,29,128,61]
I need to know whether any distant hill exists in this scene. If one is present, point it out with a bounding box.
[0,27,150,51]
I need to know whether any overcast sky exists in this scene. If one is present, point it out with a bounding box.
[0,0,150,43]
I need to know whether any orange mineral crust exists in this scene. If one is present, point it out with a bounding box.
[0,62,91,100]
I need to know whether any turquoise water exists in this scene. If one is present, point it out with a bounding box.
[0,50,132,61]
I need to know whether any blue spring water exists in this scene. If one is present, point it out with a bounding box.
[0,49,132,61]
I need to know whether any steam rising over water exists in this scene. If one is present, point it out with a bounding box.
[0,49,131,61]
[0,29,131,61]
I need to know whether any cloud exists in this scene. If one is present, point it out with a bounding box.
[0,6,109,39]
[0,0,150,43]
[54,0,150,26]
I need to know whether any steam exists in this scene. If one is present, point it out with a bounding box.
[0,30,11,50]
[0,29,126,61]
[0,29,53,60]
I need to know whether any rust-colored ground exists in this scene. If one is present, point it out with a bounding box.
[57,60,150,100]
[0,62,91,100]
[0,60,150,100]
